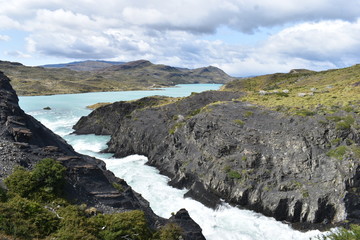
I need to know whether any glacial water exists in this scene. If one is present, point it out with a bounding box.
[19,84,326,240]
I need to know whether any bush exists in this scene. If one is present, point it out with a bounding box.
[156,223,183,240]
[0,187,7,202]
[295,109,316,117]
[4,158,66,201]
[318,224,360,240]
[326,146,348,160]
[0,159,165,240]
[227,170,242,179]
[90,210,153,240]
[244,111,254,117]
[336,115,354,130]
[0,195,59,239]
[50,205,98,240]
[234,119,245,126]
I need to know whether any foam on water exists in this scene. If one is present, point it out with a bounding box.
[18,85,328,240]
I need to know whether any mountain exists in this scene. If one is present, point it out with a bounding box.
[42,60,125,71]
[0,71,205,239]
[0,60,234,96]
[73,64,360,230]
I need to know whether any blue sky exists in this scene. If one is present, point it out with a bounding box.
[1,0,360,76]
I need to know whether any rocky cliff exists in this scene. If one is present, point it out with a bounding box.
[0,71,205,240]
[74,90,360,229]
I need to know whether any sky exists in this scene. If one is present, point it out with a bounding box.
[1,0,360,77]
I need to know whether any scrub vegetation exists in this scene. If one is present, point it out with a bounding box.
[0,158,181,240]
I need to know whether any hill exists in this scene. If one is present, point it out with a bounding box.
[222,64,360,114]
[42,60,125,71]
[0,60,234,96]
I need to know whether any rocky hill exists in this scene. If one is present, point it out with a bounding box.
[0,59,234,96]
[73,64,360,230]
[0,71,205,239]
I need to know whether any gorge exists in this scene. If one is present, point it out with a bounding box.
[0,72,206,240]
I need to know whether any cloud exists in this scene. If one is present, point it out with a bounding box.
[3,0,360,33]
[261,19,360,67]
[1,0,360,76]
[5,50,31,58]
[214,19,360,76]
[0,35,10,41]
[0,16,21,29]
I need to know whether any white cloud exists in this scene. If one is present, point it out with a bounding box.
[261,20,360,66]
[0,16,21,29]
[5,50,31,58]
[0,35,10,41]
[1,0,360,76]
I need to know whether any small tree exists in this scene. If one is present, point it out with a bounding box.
[4,158,66,201]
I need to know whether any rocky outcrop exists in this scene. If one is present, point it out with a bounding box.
[73,96,173,135]
[0,71,205,239]
[74,89,360,229]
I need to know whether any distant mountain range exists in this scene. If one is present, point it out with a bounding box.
[42,60,125,71]
[0,59,235,96]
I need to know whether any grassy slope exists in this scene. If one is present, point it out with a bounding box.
[0,60,234,96]
[222,65,360,114]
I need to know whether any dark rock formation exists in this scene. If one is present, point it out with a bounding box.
[169,209,206,240]
[0,71,205,239]
[74,89,360,229]
[73,96,173,135]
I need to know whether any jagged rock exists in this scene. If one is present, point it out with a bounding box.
[169,209,206,240]
[75,89,360,229]
[0,71,205,238]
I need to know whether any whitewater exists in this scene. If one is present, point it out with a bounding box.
[19,84,326,240]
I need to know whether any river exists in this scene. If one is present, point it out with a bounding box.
[19,84,325,240]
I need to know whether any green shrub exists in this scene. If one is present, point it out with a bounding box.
[343,105,354,112]
[317,224,360,240]
[234,119,245,126]
[295,109,316,117]
[169,122,185,134]
[112,183,124,192]
[0,195,59,239]
[31,158,66,196]
[336,115,354,130]
[227,170,242,179]
[5,158,66,201]
[156,223,183,240]
[331,138,341,146]
[4,166,35,198]
[275,92,289,97]
[188,108,201,117]
[0,187,7,202]
[244,111,254,117]
[0,159,164,240]
[91,210,153,240]
[50,205,97,240]
[326,116,343,122]
[326,146,348,160]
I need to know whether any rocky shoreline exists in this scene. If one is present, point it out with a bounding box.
[73,89,360,230]
[0,71,205,240]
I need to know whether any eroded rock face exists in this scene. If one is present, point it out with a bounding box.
[0,71,205,238]
[75,89,360,229]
